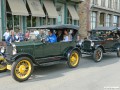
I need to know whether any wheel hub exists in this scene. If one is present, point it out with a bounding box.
[71,56,76,61]
[19,65,26,74]
[70,52,79,66]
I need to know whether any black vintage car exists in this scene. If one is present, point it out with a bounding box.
[1,24,81,82]
[81,27,120,62]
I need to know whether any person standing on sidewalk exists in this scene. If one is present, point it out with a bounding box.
[6,30,18,45]
[3,29,10,42]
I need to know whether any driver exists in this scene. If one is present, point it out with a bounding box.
[46,30,57,43]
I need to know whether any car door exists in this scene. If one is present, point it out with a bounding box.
[43,42,61,57]
[60,41,77,55]
[103,39,117,49]
[34,41,44,58]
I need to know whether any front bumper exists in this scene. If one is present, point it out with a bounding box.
[7,64,12,70]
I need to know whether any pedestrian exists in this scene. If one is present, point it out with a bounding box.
[3,29,10,42]
[24,30,30,41]
[34,29,39,36]
[18,30,24,42]
[6,30,18,45]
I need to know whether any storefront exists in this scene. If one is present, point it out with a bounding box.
[0,0,82,41]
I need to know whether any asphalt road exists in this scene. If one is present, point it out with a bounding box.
[0,53,120,90]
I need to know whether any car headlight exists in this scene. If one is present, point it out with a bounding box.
[1,47,5,53]
[91,42,94,46]
[12,44,17,55]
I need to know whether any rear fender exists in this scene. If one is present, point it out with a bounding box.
[64,47,81,60]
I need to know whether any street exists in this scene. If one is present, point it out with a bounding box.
[0,53,120,90]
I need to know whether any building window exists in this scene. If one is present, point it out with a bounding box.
[108,0,112,8]
[114,0,118,10]
[101,0,105,7]
[91,12,97,29]
[92,0,98,5]
[100,13,104,26]
[113,15,119,27]
[106,15,111,27]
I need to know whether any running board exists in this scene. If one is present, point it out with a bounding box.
[38,60,67,66]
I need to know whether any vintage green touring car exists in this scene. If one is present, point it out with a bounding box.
[1,24,81,82]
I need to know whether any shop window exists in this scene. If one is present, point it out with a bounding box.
[67,5,79,25]
[6,0,21,31]
[41,4,56,25]
[56,3,64,24]
[27,16,36,27]
[67,9,72,24]
[74,20,79,25]
[13,15,20,30]
[26,0,37,27]
[7,14,13,29]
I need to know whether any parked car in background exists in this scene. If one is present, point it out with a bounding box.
[1,24,81,82]
[81,27,120,62]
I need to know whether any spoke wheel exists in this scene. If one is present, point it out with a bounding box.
[93,48,103,62]
[11,57,33,82]
[0,56,7,73]
[68,50,80,68]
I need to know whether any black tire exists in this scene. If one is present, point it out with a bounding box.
[117,47,120,57]
[93,48,103,62]
[0,57,7,73]
[67,50,80,68]
[11,57,34,82]
[0,66,7,73]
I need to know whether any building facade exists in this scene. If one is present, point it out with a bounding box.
[0,0,84,41]
[79,0,120,38]
[90,0,120,29]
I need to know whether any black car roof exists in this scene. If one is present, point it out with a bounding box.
[92,27,118,31]
[27,24,79,30]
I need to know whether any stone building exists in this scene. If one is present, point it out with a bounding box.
[79,0,120,38]
[0,0,84,41]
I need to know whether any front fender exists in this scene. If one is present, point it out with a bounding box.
[6,53,35,64]
[94,45,105,53]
